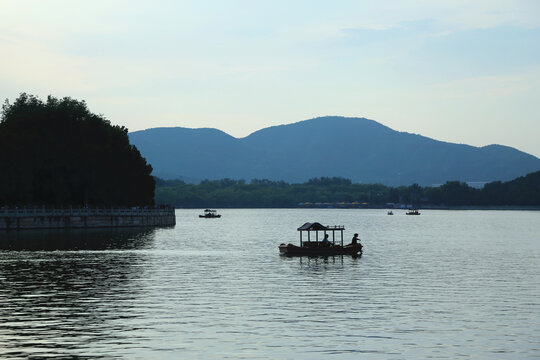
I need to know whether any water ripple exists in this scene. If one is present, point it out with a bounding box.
[0,209,539,359]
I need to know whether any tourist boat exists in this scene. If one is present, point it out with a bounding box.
[199,209,221,218]
[279,222,362,257]
[387,210,394,215]
[406,209,421,215]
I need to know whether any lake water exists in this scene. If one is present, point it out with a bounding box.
[0,209,539,359]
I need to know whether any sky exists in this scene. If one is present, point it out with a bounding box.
[1,0,539,157]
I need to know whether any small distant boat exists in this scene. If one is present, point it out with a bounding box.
[199,209,221,218]
[387,211,394,215]
[279,222,362,257]
[406,209,421,215]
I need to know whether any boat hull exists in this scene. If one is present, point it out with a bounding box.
[279,243,362,257]
[199,215,221,218]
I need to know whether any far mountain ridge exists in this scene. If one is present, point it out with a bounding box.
[129,116,540,186]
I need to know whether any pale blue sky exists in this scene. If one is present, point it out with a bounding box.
[1,0,539,156]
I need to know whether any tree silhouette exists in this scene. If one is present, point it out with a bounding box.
[0,93,154,206]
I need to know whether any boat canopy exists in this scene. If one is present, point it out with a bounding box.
[297,222,345,231]
[296,222,346,246]
[297,222,327,231]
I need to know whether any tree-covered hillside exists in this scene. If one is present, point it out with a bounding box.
[0,94,155,206]
[155,172,540,208]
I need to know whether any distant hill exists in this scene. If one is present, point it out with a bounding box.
[129,116,540,186]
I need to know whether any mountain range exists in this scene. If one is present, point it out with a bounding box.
[128,116,540,186]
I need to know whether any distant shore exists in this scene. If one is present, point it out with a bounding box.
[155,173,540,209]
[173,205,540,211]
[297,203,540,211]
[421,205,540,211]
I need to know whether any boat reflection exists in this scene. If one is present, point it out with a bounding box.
[281,254,363,271]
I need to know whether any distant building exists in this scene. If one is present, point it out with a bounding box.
[431,181,488,189]
[467,182,488,189]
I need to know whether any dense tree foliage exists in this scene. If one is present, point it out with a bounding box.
[155,172,540,208]
[480,171,540,205]
[0,94,154,206]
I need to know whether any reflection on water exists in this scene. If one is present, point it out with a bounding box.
[0,254,148,358]
[0,227,163,250]
[294,254,361,269]
[0,227,159,359]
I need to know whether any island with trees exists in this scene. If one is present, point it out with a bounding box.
[0,94,174,229]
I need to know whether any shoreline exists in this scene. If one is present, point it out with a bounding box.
[172,206,540,211]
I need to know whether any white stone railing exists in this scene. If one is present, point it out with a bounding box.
[0,206,175,217]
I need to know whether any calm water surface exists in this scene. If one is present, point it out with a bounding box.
[0,209,539,359]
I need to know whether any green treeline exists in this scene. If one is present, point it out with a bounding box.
[0,94,155,206]
[155,172,540,208]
